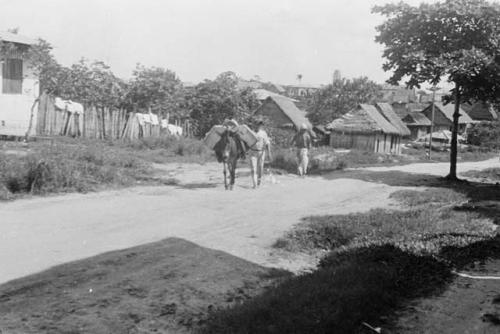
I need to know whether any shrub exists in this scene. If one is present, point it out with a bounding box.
[467,120,500,149]
[0,143,150,197]
[269,147,399,174]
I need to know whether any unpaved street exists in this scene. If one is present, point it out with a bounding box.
[1,158,499,284]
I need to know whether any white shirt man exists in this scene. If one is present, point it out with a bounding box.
[249,122,271,188]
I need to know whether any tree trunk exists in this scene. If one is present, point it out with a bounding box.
[446,83,461,180]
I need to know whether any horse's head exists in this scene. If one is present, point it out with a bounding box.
[214,130,234,163]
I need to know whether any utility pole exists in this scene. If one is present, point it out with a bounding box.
[428,86,440,160]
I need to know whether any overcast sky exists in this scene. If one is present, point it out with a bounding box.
[1,0,438,85]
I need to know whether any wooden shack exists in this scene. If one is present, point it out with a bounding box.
[461,101,498,122]
[402,112,432,140]
[327,104,404,154]
[253,95,312,131]
[421,102,474,133]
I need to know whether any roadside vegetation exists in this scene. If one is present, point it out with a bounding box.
[0,137,212,200]
[269,145,497,174]
[200,187,500,333]
[462,168,500,183]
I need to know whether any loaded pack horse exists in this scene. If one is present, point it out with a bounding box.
[213,129,247,190]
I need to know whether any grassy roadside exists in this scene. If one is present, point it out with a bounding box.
[462,167,500,182]
[270,146,497,174]
[200,187,500,333]
[0,137,212,200]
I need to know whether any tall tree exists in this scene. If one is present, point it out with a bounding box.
[307,76,382,125]
[55,59,127,108]
[373,0,500,180]
[187,71,259,136]
[126,64,183,116]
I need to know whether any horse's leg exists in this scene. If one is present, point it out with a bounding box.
[230,160,236,190]
[223,162,228,190]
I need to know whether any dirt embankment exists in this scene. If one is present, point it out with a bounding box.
[0,238,289,333]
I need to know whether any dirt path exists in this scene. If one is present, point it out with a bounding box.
[1,159,499,285]
[392,260,500,334]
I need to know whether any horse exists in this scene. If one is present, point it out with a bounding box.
[213,130,246,190]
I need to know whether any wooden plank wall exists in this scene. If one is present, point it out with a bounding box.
[330,131,403,155]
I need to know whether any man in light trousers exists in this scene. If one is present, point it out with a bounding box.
[249,120,271,188]
[291,123,312,176]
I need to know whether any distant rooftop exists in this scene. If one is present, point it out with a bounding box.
[0,31,37,45]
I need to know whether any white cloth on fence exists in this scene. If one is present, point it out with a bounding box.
[136,113,145,126]
[55,97,67,110]
[149,113,159,125]
[161,119,169,128]
[142,113,152,124]
[166,123,183,136]
[66,101,84,115]
[54,97,84,115]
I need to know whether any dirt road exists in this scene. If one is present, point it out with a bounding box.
[1,158,499,284]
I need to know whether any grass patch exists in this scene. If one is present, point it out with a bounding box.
[0,143,149,196]
[389,188,467,207]
[118,136,213,164]
[0,137,213,199]
[274,207,495,256]
[200,245,453,334]
[462,168,500,182]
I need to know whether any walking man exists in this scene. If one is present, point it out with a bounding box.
[291,123,312,176]
[249,120,271,188]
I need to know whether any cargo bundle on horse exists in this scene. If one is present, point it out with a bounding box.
[204,120,258,190]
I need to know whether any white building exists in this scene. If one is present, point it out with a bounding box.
[0,31,39,137]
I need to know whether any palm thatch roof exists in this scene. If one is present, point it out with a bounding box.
[376,103,411,136]
[258,96,312,130]
[326,104,402,135]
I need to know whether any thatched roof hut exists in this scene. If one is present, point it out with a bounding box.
[254,96,312,130]
[327,104,400,135]
[375,103,411,137]
[326,104,406,154]
[402,112,432,140]
[421,102,474,132]
[462,102,498,122]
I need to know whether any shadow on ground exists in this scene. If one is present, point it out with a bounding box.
[0,238,290,334]
[199,168,500,334]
